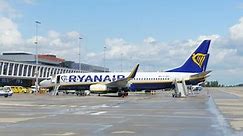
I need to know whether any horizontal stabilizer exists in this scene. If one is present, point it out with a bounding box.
[190,70,212,78]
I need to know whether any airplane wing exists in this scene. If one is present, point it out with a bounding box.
[105,64,139,88]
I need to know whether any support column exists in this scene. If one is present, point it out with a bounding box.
[6,62,10,75]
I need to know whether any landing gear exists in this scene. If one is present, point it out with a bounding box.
[118,91,128,97]
[118,92,122,97]
[125,92,128,96]
[172,92,181,98]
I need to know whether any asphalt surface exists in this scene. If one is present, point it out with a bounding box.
[0,88,242,136]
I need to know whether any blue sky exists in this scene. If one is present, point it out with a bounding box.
[14,0,243,47]
[1,0,243,85]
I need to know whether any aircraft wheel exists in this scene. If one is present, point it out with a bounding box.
[118,91,125,97]
[121,91,125,98]
[118,92,122,97]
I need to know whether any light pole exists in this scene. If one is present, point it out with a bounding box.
[78,37,82,72]
[121,53,123,72]
[35,20,41,93]
[103,45,106,72]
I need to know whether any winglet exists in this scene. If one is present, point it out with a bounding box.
[105,64,139,88]
[127,64,139,79]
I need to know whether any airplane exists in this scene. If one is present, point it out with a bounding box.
[40,40,211,97]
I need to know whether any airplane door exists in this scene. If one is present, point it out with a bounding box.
[56,75,60,84]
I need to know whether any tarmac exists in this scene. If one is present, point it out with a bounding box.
[0,87,242,136]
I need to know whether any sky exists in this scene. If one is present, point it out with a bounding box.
[0,0,243,85]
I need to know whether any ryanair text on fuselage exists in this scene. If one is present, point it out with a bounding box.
[61,74,126,83]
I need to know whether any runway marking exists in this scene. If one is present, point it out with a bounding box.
[90,111,107,115]
[218,89,241,98]
[42,132,76,136]
[0,117,35,123]
[173,111,207,116]
[100,108,206,111]
[213,89,243,131]
[208,95,232,135]
[112,130,135,134]
[112,105,120,108]
[59,105,67,107]
[39,104,47,107]
[118,118,129,124]
[230,120,243,131]
[73,111,94,115]
[91,104,110,109]
[93,125,113,133]
[80,105,87,108]
[91,113,195,118]
[89,113,242,120]
[100,116,124,119]
[100,104,110,108]
[0,103,82,108]
[0,103,35,107]
[70,105,78,108]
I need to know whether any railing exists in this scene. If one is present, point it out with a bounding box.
[0,60,81,79]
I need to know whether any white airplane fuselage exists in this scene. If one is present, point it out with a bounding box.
[40,71,201,91]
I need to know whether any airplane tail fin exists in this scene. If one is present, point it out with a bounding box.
[167,40,211,73]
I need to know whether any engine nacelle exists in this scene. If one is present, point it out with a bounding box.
[90,84,108,92]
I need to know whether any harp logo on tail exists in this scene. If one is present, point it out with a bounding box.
[192,53,206,68]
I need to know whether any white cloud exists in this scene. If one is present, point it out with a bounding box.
[66,31,80,40]
[24,31,81,62]
[48,30,60,39]
[230,17,243,42]
[105,38,136,58]
[144,37,157,45]
[0,0,22,18]
[0,17,23,49]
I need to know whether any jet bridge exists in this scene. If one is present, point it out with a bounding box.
[0,59,81,87]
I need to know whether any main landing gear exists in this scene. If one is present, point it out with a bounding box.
[118,91,128,97]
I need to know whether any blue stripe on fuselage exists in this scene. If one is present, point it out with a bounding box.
[129,82,173,91]
[130,78,205,91]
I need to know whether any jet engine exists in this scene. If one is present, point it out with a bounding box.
[90,84,108,92]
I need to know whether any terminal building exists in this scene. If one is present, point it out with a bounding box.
[0,52,108,87]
